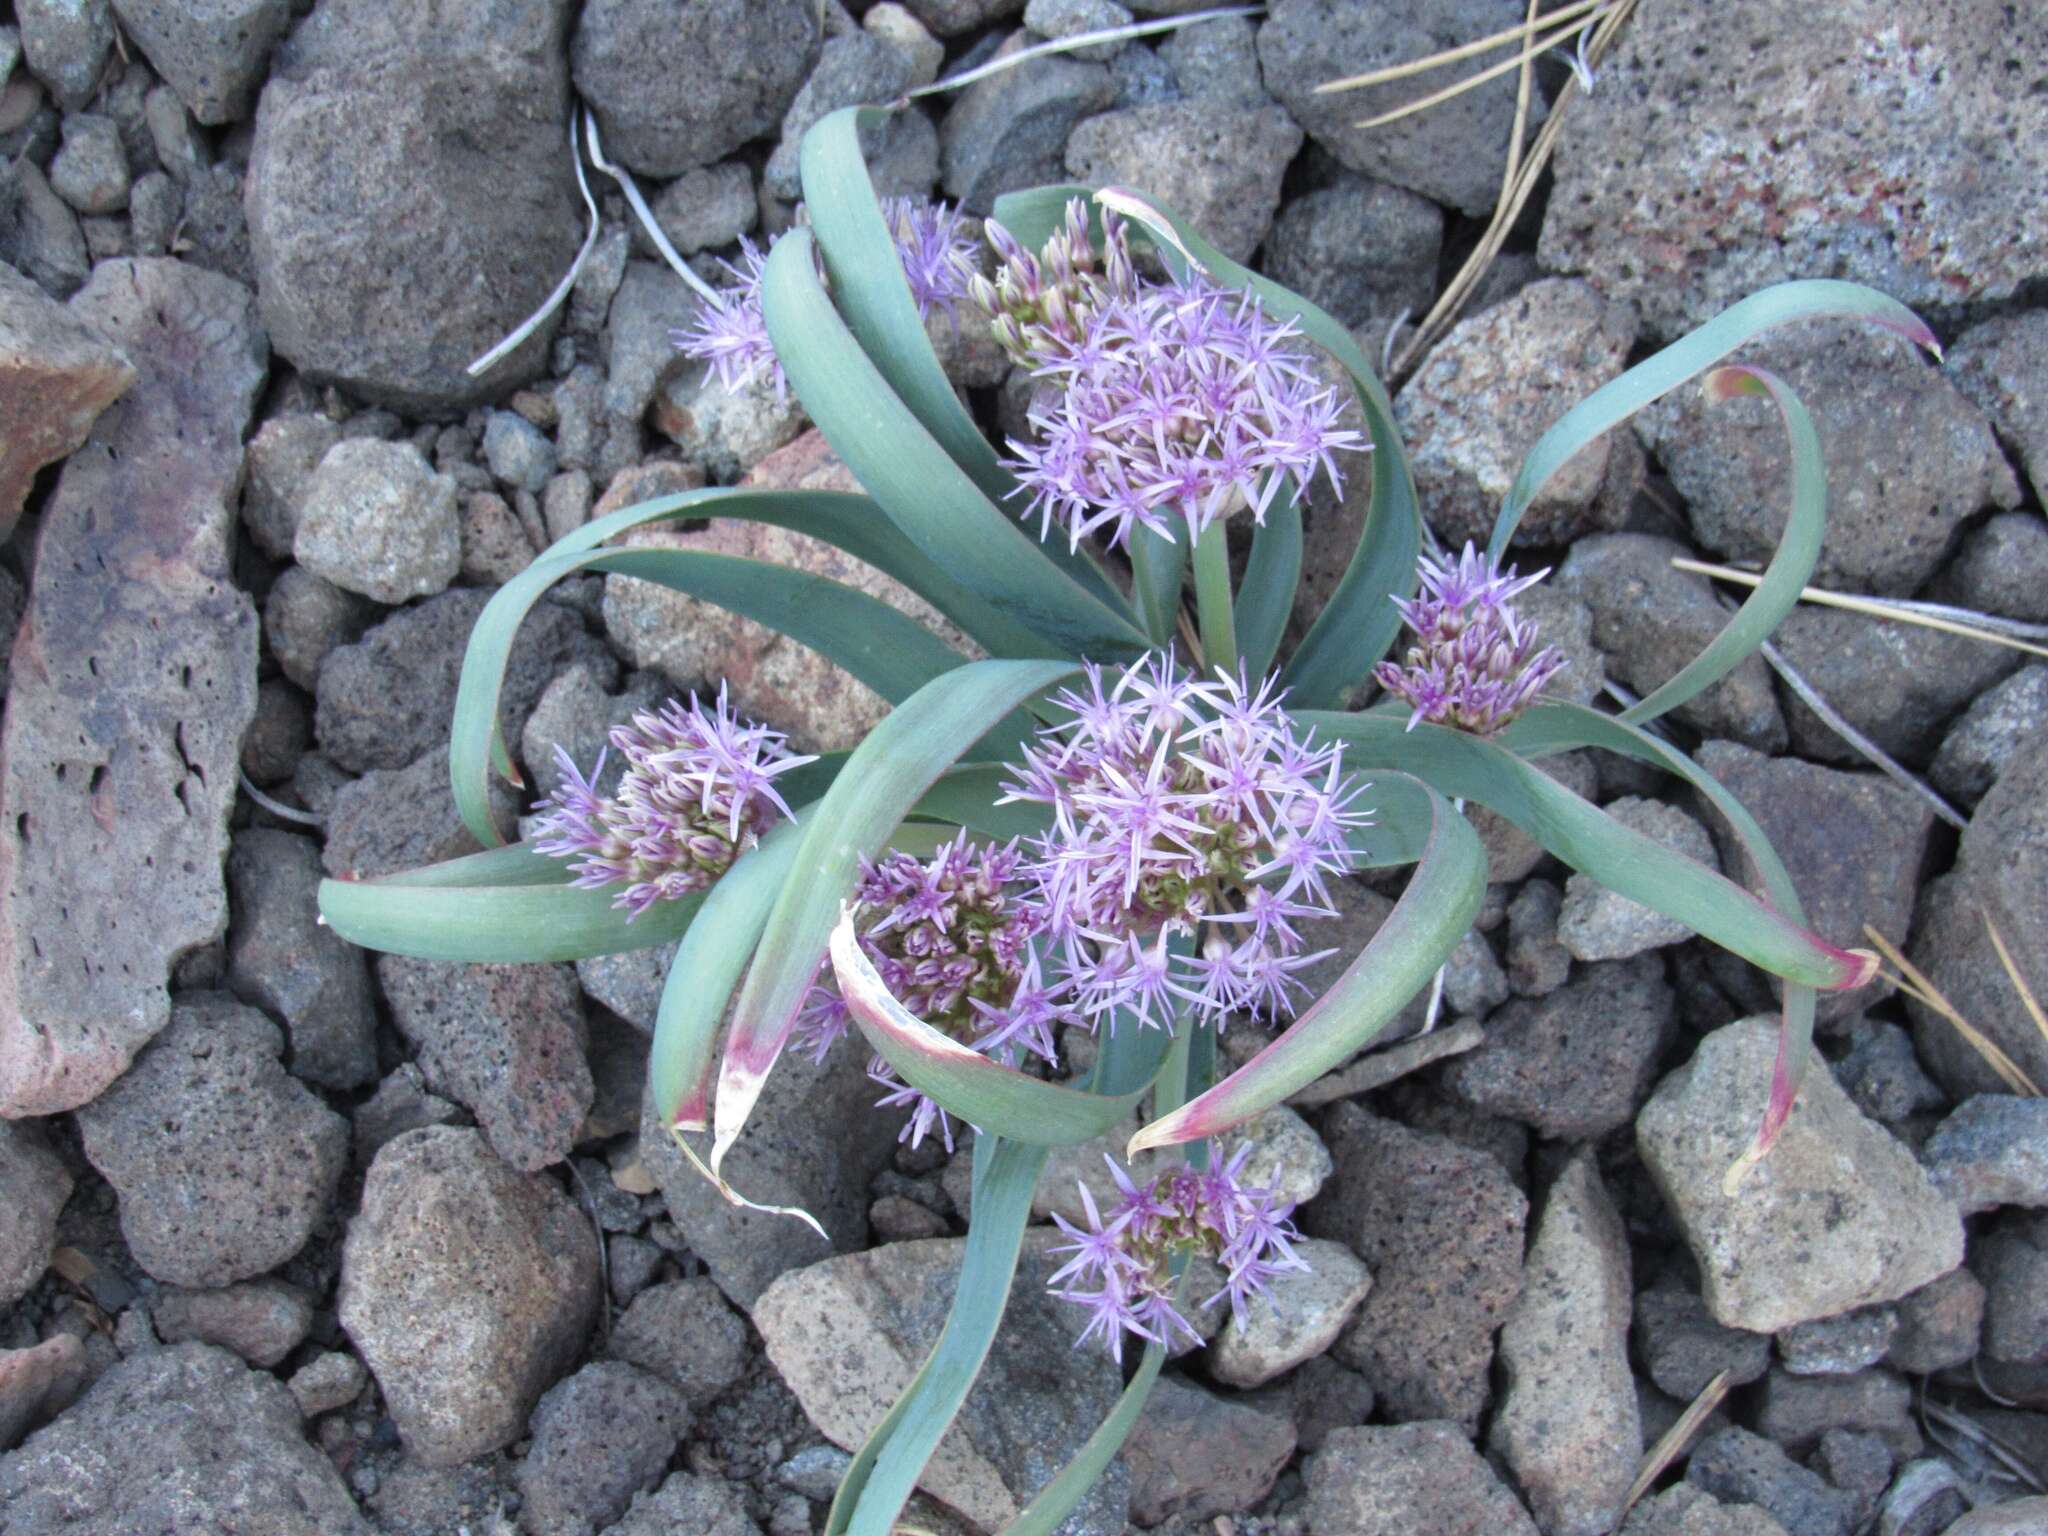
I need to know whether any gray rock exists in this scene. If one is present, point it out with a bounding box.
[16,0,113,110]
[75,994,348,1287]
[127,170,180,255]
[764,34,919,202]
[651,361,809,482]
[1691,741,1935,1026]
[241,412,342,560]
[459,489,538,586]
[1633,1283,1772,1402]
[351,1062,461,1167]
[1304,1103,1528,1430]
[1980,1213,2048,1366]
[1950,313,2048,504]
[1556,533,1786,751]
[1637,319,2019,596]
[542,468,593,543]
[1816,1429,1895,1528]
[320,743,519,882]
[0,258,134,537]
[608,1276,750,1405]
[294,438,461,605]
[939,35,1114,213]
[522,663,667,805]
[262,566,377,691]
[0,1342,370,1532]
[1559,798,1718,961]
[0,259,264,1117]
[1836,1022,1946,1127]
[248,0,583,410]
[1924,1095,2048,1215]
[227,828,379,1089]
[1260,175,1442,329]
[142,83,205,181]
[1026,0,1132,63]
[482,409,556,495]
[1776,1306,1897,1376]
[376,957,592,1173]
[167,161,252,285]
[1936,1497,2048,1536]
[1396,279,1641,548]
[1157,13,1261,101]
[605,260,703,423]
[1264,1354,1376,1456]
[1908,730,2048,1100]
[898,0,1026,36]
[603,1473,762,1536]
[1622,1484,1791,1536]
[47,113,127,214]
[1259,0,1536,215]
[0,1335,88,1454]
[1064,100,1302,263]
[1573,24,2048,326]
[0,159,90,298]
[1122,1376,1294,1527]
[241,675,312,786]
[515,1361,690,1536]
[1686,1427,1854,1536]
[1636,1017,1964,1333]
[152,1279,313,1367]
[340,1126,600,1467]
[1753,1367,1920,1458]
[1209,1237,1373,1389]
[1301,1421,1540,1535]
[864,3,944,87]
[315,586,613,774]
[110,0,292,123]
[1888,1267,1984,1375]
[636,162,757,260]
[752,1231,1128,1533]
[1875,1460,1966,1536]
[287,1350,367,1417]
[1939,510,2048,625]
[1506,877,1572,998]
[1933,665,2048,804]
[0,1124,70,1309]
[573,0,820,178]
[640,1037,900,1309]
[1444,953,1676,1140]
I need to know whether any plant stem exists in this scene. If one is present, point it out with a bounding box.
[1128,525,1186,646]
[1193,519,1237,676]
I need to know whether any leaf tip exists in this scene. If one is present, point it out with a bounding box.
[1702,364,1768,402]
[1840,946,1882,991]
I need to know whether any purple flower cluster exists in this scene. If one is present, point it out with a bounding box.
[1049,1148,1307,1361]
[672,198,979,398]
[971,198,1364,551]
[532,686,815,918]
[1373,542,1568,735]
[799,832,1071,1150]
[1002,654,1367,1032]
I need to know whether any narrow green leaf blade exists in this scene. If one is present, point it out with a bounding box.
[759,228,1148,661]
[1620,366,1825,725]
[829,907,1158,1145]
[799,109,1129,616]
[1490,279,1937,559]
[1133,776,1485,1152]
[1302,709,1878,992]
[1128,524,1187,647]
[713,659,1079,1167]
[1238,484,1302,679]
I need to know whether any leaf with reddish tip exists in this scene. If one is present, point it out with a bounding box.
[1132,775,1484,1154]
[1621,365,1825,726]
[1489,278,1937,559]
[828,906,1164,1145]
[711,658,1078,1173]
[1304,708,1877,994]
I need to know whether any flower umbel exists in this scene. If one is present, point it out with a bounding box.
[673,197,979,398]
[1373,542,1568,735]
[798,831,1072,1151]
[1002,655,1367,1033]
[1049,1148,1307,1362]
[532,686,815,918]
[969,197,1364,551]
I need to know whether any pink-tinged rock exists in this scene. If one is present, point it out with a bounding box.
[0,260,134,538]
[0,1334,87,1451]
[0,258,266,1118]
[599,430,975,752]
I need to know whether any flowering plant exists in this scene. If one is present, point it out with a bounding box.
[321,106,1930,1535]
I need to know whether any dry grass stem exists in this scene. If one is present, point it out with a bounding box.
[911,6,1264,98]
[467,110,607,376]
[1346,12,1605,132]
[1982,909,2048,1059]
[1314,0,1606,93]
[1622,1369,1731,1515]
[1674,558,2048,662]
[1862,924,2043,1097]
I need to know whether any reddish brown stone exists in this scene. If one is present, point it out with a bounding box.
[0,261,134,537]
